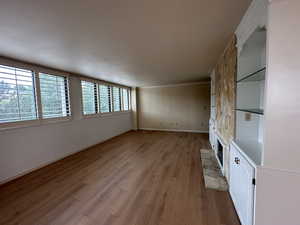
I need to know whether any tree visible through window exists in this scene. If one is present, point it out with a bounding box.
[39,73,70,119]
[0,65,37,123]
[81,81,97,115]
[113,87,121,112]
[99,85,111,113]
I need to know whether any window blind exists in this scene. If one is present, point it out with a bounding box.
[113,86,121,112]
[122,88,129,111]
[81,81,98,115]
[39,73,70,119]
[99,84,111,113]
[0,65,37,123]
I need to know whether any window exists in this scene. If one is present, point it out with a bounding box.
[81,81,98,115]
[93,84,130,114]
[0,65,37,123]
[39,73,70,119]
[99,84,111,113]
[0,62,131,127]
[113,86,121,112]
[122,88,129,111]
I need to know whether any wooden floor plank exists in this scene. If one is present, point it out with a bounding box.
[0,131,240,225]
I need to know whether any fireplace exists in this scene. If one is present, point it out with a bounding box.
[217,139,224,168]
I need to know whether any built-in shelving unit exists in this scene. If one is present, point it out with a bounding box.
[230,1,300,225]
[234,27,266,166]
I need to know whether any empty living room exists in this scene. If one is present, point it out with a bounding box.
[0,0,299,225]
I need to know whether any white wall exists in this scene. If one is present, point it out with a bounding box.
[0,75,133,183]
[255,167,300,225]
[255,0,300,224]
[263,0,300,172]
[138,83,210,132]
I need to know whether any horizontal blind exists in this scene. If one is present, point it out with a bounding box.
[81,81,97,115]
[99,84,111,113]
[122,89,129,111]
[0,65,37,123]
[113,86,121,112]
[39,73,70,119]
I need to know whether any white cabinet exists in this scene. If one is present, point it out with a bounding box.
[230,143,255,225]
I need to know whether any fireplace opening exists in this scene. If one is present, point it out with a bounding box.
[217,140,223,167]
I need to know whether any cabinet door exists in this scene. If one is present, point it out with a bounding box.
[229,144,255,225]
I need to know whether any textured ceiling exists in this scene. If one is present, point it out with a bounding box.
[0,0,251,87]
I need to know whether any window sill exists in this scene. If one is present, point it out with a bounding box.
[0,116,72,133]
[40,116,72,125]
[101,111,132,117]
[82,113,100,119]
[81,111,132,119]
[0,111,132,133]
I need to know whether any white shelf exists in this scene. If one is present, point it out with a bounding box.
[237,67,265,83]
[236,108,263,115]
[234,139,262,166]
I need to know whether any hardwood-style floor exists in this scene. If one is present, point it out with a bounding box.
[0,131,240,225]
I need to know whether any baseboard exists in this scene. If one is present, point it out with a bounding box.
[0,129,132,186]
[139,128,209,134]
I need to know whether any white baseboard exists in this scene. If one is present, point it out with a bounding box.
[139,128,209,134]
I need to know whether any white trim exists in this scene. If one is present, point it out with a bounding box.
[81,111,132,120]
[235,0,268,54]
[0,116,73,133]
[0,119,41,131]
[0,129,132,185]
[140,81,210,89]
[215,136,226,175]
[139,128,208,133]
[100,111,132,117]
[215,130,230,146]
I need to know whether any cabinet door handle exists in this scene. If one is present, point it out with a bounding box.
[234,157,240,164]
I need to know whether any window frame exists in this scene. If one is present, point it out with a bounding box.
[0,65,38,125]
[81,80,99,117]
[121,88,130,111]
[80,78,132,117]
[101,84,131,115]
[0,59,131,130]
[38,72,71,121]
[98,84,113,115]
[0,61,72,130]
[112,86,122,112]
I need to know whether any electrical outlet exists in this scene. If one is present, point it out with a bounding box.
[245,112,252,121]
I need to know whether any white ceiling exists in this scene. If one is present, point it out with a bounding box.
[0,0,251,87]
